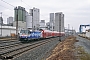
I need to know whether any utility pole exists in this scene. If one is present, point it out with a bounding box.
[0,12,2,36]
[72,27,73,35]
[59,13,61,42]
[68,24,70,36]
[16,8,18,39]
[32,14,33,31]
[15,7,18,39]
[32,10,33,31]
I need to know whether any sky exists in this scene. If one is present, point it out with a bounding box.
[0,0,90,32]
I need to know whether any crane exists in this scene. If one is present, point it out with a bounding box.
[79,24,90,33]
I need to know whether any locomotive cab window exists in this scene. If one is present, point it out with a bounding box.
[20,30,31,34]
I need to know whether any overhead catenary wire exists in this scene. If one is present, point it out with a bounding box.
[21,0,49,20]
[1,0,15,7]
[0,4,14,17]
[1,0,49,21]
[0,0,49,25]
[0,0,15,17]
[21,0,32,8]
[21,0,49,30]
[0,4,13,11]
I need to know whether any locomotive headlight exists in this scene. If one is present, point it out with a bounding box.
[26,36,27,38]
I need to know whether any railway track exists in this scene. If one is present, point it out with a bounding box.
[0,40,20,47]
[0,43,23,51]
[0,40,18,44]
[0,38,58,60]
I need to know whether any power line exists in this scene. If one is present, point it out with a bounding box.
[1,0,15,7]
[21,0,32,8]
[1,0,49,20]
[21,0,49,20]
[0,0,14,17]
[21,0,49,21]
[0,4,13,11]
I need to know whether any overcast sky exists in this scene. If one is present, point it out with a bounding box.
[0,0,90,32]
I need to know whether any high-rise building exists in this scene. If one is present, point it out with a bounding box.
[7,17,13,26]
[14,6,26,22]
[50,13,54,22]
[13,6,26,29]
[50,13,55,31]
[61,14,64,32]
[26,12,32,29]
[0,17,3,25]
[40,20,45,29]
[54,12,64,32]
[46,22,50,30]
[29,7,40,30]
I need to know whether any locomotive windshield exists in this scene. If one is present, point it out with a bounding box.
[20,30,31,34]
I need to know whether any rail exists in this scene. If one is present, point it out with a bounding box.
[0,38,58,59]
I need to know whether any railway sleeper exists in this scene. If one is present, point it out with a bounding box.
[0,55,13,59]
[2,43,46,59]
[0,43,32,55]
[0,38,54,59]
[0,37,59,59]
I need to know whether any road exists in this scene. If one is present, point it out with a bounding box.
[75,35,90,54]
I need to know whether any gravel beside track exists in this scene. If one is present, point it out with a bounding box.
[46,36,76,60]
[75,35,90,54]
[14,37,61,60]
